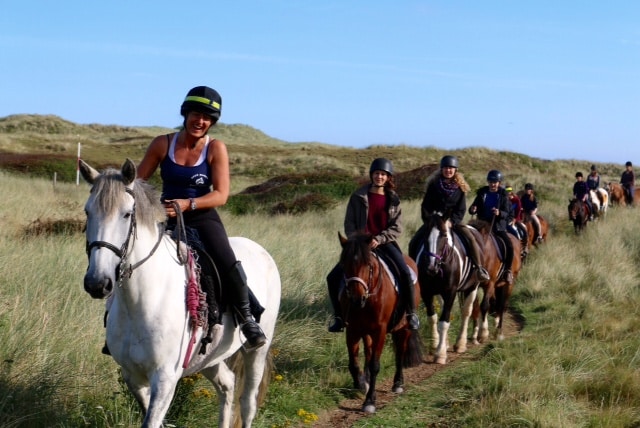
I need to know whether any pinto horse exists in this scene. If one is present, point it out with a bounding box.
[80,159,281,428]
[338,232,423,414]
[468,220,522,343]
[568,198,589,233]
[411,213,483,364]
[523,213,549,248]
[589,188,609,218]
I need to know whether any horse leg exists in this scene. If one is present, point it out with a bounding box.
[346,332,364,392]
[141,371,181,428]
[434,291,456,364]
[362,332,385,414]
[477,286,492,343]
[201,363,235,428]
[121,370,151,415]
[391,330,409,393]
[240,346,271,427]
[454,287,479,354]
[422,292,439,353]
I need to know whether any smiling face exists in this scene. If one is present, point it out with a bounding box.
[185,111,213,138]
[371,170,389,187]
[441,166,456,179]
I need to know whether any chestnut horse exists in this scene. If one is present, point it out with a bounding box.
[411,213,483,364]
[568,198,589,233]
[523,213,549,248]
[338,232,423,414]
[608,182,639,207]
[468,220,522,343]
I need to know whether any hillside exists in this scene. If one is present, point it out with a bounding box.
[0,114,628,214]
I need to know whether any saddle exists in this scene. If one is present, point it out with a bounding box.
[168,225,264,328]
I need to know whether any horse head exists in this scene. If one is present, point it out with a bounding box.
[81,159,165,299]
[421,212,454,276]
[339,232,377,308]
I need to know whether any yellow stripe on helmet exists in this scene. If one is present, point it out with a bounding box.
[184,95,221,110]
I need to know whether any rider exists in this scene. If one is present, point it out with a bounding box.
[468,170,514,285]
[521,183,542,243]
[408,155,489,282]
[136,85,267,350]
[505,185,528,255]
[573,172,593,220]
[326,158,420,332]
[620,161,635,206]
[587,164,602,212]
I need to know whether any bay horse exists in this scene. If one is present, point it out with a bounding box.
[568,198,589,233]
[338,232,423,414]
[411,213,482,365]
[523,213,549,248]
[468,220,522,343]
[80,159,281,428]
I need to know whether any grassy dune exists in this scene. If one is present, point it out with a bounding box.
[2,116,640,427]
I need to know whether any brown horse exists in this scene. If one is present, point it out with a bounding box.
[568,198,589,233]
[338,232,423,414]
[608,182,639,207]
[523,213,549,247]
[468,220,522,343]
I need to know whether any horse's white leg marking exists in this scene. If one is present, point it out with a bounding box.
[428,313,438,353]
[239,346,271,428]
[454,289,478,354]
[435,321,450,364]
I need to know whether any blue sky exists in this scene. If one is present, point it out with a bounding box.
[1,1,638,164]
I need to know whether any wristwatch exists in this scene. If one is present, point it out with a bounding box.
[189,198,197,211]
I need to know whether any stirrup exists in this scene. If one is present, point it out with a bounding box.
[328,317,344,333]
[476,267,490,281]
[101,341,111,356]
[241,319,267,350]
[406,313,420,330]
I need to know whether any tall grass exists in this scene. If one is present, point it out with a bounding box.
[2,169,640,427]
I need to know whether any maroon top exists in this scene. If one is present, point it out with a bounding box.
[366,192,388,237]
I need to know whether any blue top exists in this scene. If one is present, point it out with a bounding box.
[160,134,212,200]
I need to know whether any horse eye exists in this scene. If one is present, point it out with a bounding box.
[124,212,132,219]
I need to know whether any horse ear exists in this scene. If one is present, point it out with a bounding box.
[122,158,137,186]
[79,159,99,184]
[338,232,348,246]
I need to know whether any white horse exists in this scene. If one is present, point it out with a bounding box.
[80,158,281,428]
[589,188,609,218]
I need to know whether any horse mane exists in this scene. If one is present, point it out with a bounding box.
[467,218,492,235]
[91,169,165,230]
[340,232,373,272]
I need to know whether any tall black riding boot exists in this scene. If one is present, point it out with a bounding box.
[227,261,267,350]
[402,276,420,330]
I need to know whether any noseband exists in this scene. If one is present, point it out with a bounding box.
[85,187,164,286]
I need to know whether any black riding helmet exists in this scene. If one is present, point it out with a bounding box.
[440,155,459,169]
[575,172,583,178]
[590,164,597,171]
[180,86,222,120]
[486,169,503,183]
[626,161,633,167]
[369,158,394,177]
[525,183,534,190]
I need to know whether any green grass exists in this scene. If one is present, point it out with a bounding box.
[2,115,640,427]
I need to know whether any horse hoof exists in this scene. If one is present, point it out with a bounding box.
[435,357,447,365]
[363,404,376,414]
[392,385,404,394]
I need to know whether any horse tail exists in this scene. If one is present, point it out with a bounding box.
[399,331,424,368]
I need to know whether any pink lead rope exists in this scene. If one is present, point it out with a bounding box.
[183,249,203,368]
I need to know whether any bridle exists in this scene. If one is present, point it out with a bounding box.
[85,187,165,287]
[425,216,453,275]
[344,253,384,308]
